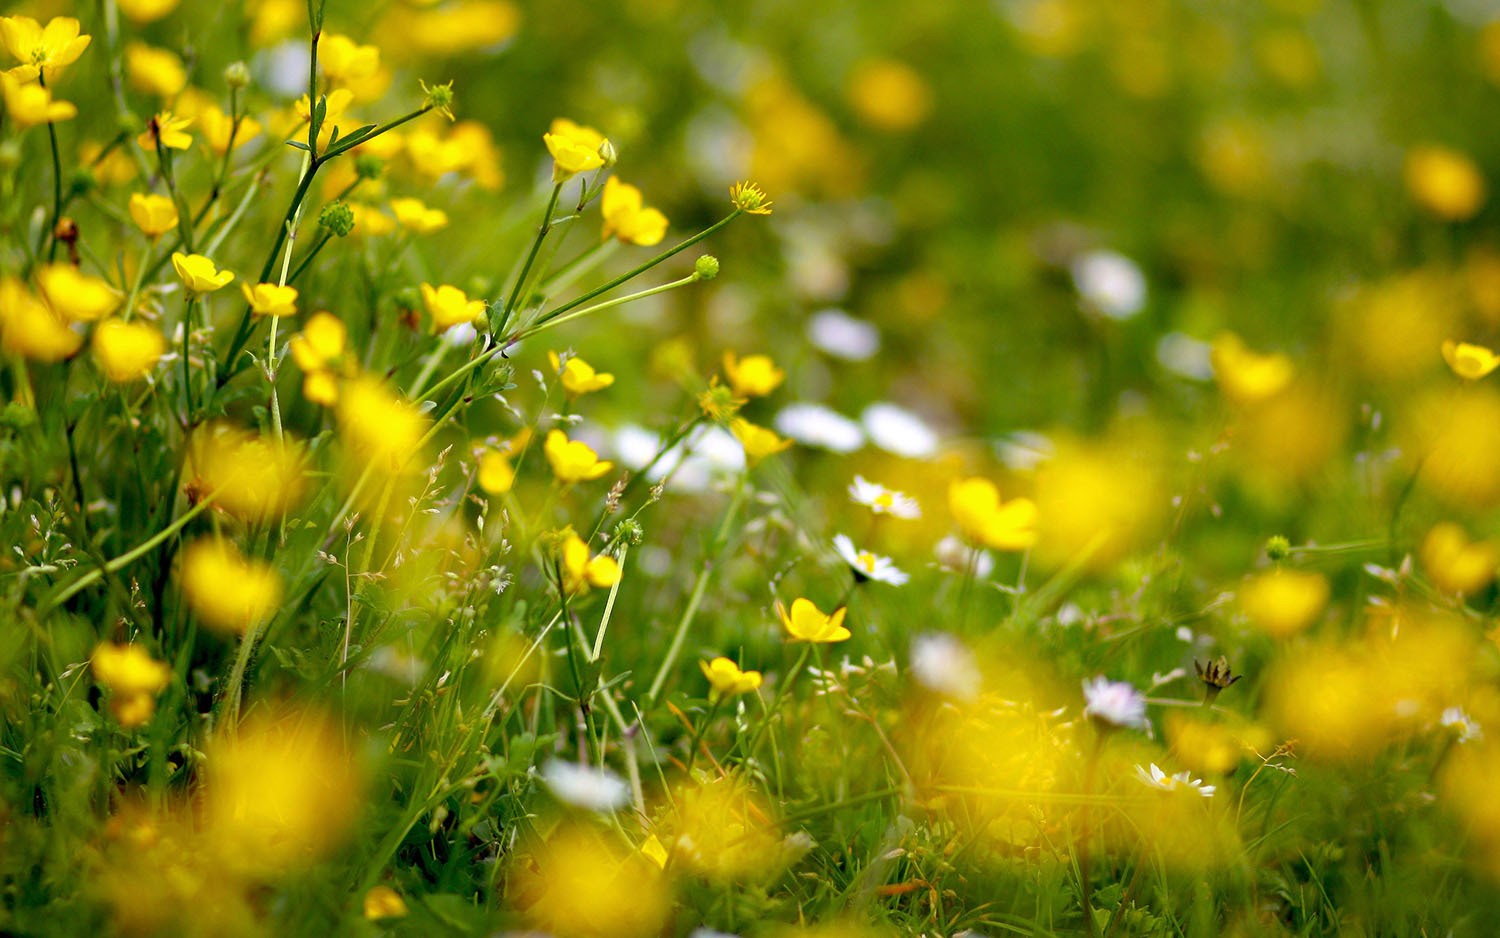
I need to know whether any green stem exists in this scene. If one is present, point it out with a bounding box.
[495,183,563,337]
[508,272,702,345]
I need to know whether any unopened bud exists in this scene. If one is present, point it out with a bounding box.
[223,61,251,90]
[319,200,355,237]
[694,255,719,280]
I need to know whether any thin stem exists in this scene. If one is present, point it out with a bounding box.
[508,272,703,345]
[495,183,563,338]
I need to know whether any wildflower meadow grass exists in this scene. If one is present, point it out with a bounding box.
[5,0,1500,935]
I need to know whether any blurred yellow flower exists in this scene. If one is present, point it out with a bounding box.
[188,422,305,520]
[319,34,380,86]
[180,538,282,634]
[560,533,620,595]
[91,643,171,729]
[544,428,613,483]
[124,42,186,98]
[241,282,298,318]
[363,886,408,921]
[36,263,120,321]
[1238,568,1328,638]
[778,596,850,643]
[420,282,484,333]
[129,192,179,238]
[138,111,193,150]
[722,350,784,397]
[390,197,449,234]
[1422,522,1499,596]
[730,417,793,465]
[0,72,75,129]
[0,277,80,362]
[509,824,670,938]
[700,656,763,700]
[549,350,614,397]
[661,775,782,880]
[349,202,396,237]
[847,59,932,131]
[1405,145,1487,221]
[337,375,429,471]
[477,450,515,494]
[1210,332,1293,404]
[948,477,1037,551]
[172,252,234,293]
[544,117,609,182]
[290,311,347,405]
[0,15,91,82]
[1441,339,1500,381]
[198,105,261,155]
[600,177,668,246]
[92,319,165,383]
[116,0,179,23]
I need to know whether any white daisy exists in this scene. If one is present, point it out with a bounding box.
[1082,676,1148,730]
[1071,249,1147,320]
[1441,706,1483,743]
[774,402,865,453]
[539,759,630,812]
[1134,763,1215,798]
[910,632,981,700]
[833,534,909,586]
[808,308,881,361]
[848,475,921,519]
[862,402,940,459]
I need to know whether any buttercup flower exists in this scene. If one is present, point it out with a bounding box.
[180,538,282,634]
[138,111,193,151]
[290,311,347,405]
[777,597,850,644]
[1441,340,1500,381]
[116,0,180,24]
[477,450,516,494]
[948,477,1037,551]
[36,264,120,321]
[124,42,186,98]
[91,642,171,728]
[1210,332,1293,404]
[1405,145,1487,221]
[0,277,81,362]
[172,252,234,293]
[559,532,620,594]
[390,197,449,234]
[1238,568,1328,638]
[420,282,484,333]
[722,351,784,398]
[242,283,299,318]
[1421,522,1499,596]
[729,180,773,215]
[544,429,614,483]
[601,177,668,246]
[0,72,76,129]
[549,350,615,397]
[199,105,261,155]
[0,15,91,82]
[1134,763,1215,798]
[93,319,166,382]
[1082,675,1148,730]
[729,418,793,465]
[700,657,764,701]
[848,475,920,518]
[544,117,609,182]
[832,534,909,586]
[129,192,179,238]
[319,34,380,86]
[363,886,408,922]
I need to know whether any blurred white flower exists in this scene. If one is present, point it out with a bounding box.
[1134,763,1215,797]
[910,632,982,700]
[833,534,909,586]
[1071,249,1147,320]
[1082,676,1148,729]
[808,308,881,361]
[862,402,939,459]
[934,534,994,578]
[1155,331,1214,380]
[997,430,1054,471]
[775,402,864,453]
[1441,707,1483,743]
[848,475,921,518]
[539,759,630,812]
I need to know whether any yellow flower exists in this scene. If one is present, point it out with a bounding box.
[319,34,380,86]
[419,282,484,333]
[600,177,668,246]
[363,886,408,921]
[1441,339,1500,381]
[198,105,261,155]
[116,0,180,24]
[137,111,193,151]
[348,202,395,237]
[729,418,793,465]
[728,180,773,215]
[80,139,136,187]
[389,197,449,234]
[560,533,621,595]
[129,192,179,238]
[948,477,1038,551]
[847,59,932,132]
[722,351,784,397]
[0,277,80,362]
[92,319,165,382]
[1405,145,1487,221]
[699,657,763,701]
[36,264,121,321]
[0,15,91,83]
[180,538,282,634]
[544,428,613,483]
[187,423,306,520]
[336,375,429,471]
[697,379,746,423]
[1209,332,1293,405]
[1237,568,1328,638]
[543,117,609,183]
[172,252,234,293]
[124,42,186,98]
[549,350,615,397]
[241,282,298,318]
[91,643,172,729]
[0,72,75,130]
[477,450,515,494]
[290,311,347,405]
[777,597,850,643]
[1421,523,1499,596]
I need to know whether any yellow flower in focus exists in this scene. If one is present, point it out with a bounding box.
[700,657,763,701]
[543,117,609,182]
[337,375,429,471]
[847,59,932,132]
[477,450,515,494]
[124,42,186,98]
[722,351,784,398]
[1405,145,1487,221]
[180,538,282,634]
[241,282,298,318]
[188,423,305,520]
[363,886,407,921]
[543,428,613,483]
[419,282,484,333]
[91,643,172,729]
[560,533,620,595]
[510,825,670,938]
[1422,523,1499,596]
[116,0,180,23]
[1210,332,1293,404]
[778,596,850,643]
[0,16,91,83]
[948,477,1038,551]
[171,252,233,294]
[137,111,193,151]
[1238,568,1328,638]
[600,177,668,246]
[730,418,793,465]
[319,34,380,86]
[549,350,615,397]
[0,72,76,129]
[92,319,165,383]
[36,264,120,321]
[1441,339,1500,381]
[290,311,347,405]
[198,105,261,155]
[129,192,179,238]
[0,277,81,362]
[729,180,773,215]
[389,197,449,234]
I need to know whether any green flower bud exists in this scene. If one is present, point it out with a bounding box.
[319,201,355,237]
[1265,535,1291,562]
[694,255,720,281]
[354,154,384,180]
[223,61,251,90]
[68,166,96,198]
